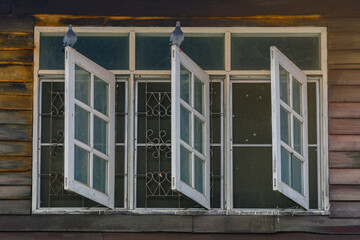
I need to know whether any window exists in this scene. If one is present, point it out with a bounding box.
[33,27,328,214]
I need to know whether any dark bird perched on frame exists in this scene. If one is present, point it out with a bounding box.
[170,21,184,49]
[62,24,77,52]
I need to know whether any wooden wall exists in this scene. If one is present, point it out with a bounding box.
[1,0,360,235]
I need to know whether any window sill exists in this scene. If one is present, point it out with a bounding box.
[32,208,330,216]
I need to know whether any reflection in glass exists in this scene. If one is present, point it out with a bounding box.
[93,155,108,194]
[74,145,89,185]
[293,117,303,155]
[280,107,290,145]
[292,156,303,194]
[75,105,89,145]
[180,106,190,145]
[94,76,108,116]
[94,115,108,155]
[195,156,204,193]
[180,65,191,104]
[194,116,204,154]
[180,146,191,186]
[280,65,289,105]
[75,65,91,105]
[293,78,302,116]
[194,76,203,114]
[281,147,290,186]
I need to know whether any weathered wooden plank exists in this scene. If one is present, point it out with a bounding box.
[0,65,33,81]
[0,157,31,171]
[330,185,360,200]
[328,70,360,85]
[329,135,360,151]
[0,141,32,156]
[11,0,360,17]
[330,152,360,168]
[0,95,32,110]
[104,233,360,240]
[329,50,360,65]
[0,125,32,141]
[0,171,31,185]
[193,215,274,233]
[0,50,33,64]
[0,200,30,215]
[0,16,35,33]
[330,169,360,184]
[0,186,30,200]
[0,33,33,49]
[329,119,360,135]
[0,232,103,240]
[329,86,360,102]
[0,110,32,124]
[330,202,360,218]
[329,64,360,70]
[329,103,360,118]
[0,82,33,95]
[328,32,360,50]
[276,215,360,233]
[327,17,360,32]
[0,215,192,232]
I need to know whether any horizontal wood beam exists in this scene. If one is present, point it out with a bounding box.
[0,200,30,214]
[329,86,360,102]
[329,119,360,135]
[330,202,360,218]
[328,70,360,85]
[330,185,360,201]
[329,152,360,168]
[0,157,32,171]
[329,103,360,118]
[329,135,360,151]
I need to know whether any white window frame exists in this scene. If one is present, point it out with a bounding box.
[64,46,116,208]
[32,26,328,215]
[171,46,211,209]
[270,46,309,209]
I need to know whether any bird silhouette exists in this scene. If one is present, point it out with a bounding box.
[170,21,184,49]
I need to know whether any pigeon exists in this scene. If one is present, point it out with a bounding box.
[169,21,184,48]
[62,24,77,51]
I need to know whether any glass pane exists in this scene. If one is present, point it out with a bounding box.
[180,65,191,104]
[94,76,109,116]
[181,35,225,70]
[280,107,290,145]
[293,117,303,155]
[293,78,302,115]
[309,147,318,209]
[233,147,299,208]
[75,65,91,105]
[75,105,89,145]
[291,155,303,194]
[231,36,320,70]
[194,156,204,194]
[281,147,290,186]
[180,106,190,145]
[180,146,191,186]
[94,115,108,155]
[232,83,271,144]
[194,116,204,154]
[136,36,171,70]
[93,155,108,194]
[280,66,289,105]
[40,36,129,70]
[74,145,89,185]
[194,76,204,114]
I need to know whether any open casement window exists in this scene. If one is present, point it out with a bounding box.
[64,46,115,209]
[171,46,210,209]
[271,46,309,209]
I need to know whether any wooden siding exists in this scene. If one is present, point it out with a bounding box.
[0,0,359,233]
